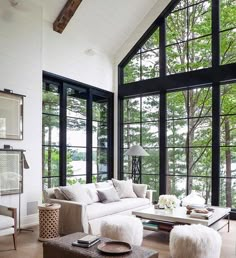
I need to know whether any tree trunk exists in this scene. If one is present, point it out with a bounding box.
[188,91,195,193]
[166,108,176,194]
[126,100,132,175]
[205,177,210,204]
[48,115,52,188]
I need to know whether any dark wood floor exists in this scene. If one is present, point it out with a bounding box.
[0,221,235,258]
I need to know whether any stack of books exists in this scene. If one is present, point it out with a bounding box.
[72,235,100,248]
[190,210,213,220]
[142,220,159,231]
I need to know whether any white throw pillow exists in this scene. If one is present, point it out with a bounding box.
[112,179,137,198]
[59,184,93,204]
[133,183,147,198]
[97,187,120,203]
[82,183,100,203]
[181,191,205,207]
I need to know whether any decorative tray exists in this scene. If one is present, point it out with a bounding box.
[97,241,132,254]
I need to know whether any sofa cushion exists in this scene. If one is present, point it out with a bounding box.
[87,197,150,220]
[0,215,14,230]
[112,179,137,198]
[97,187,120,203]
[60,184,93,205]
[82,183,99,203]
[133,183,147,198]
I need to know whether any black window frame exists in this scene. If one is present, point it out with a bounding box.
[42,71,114,188]
[118,0,236,209]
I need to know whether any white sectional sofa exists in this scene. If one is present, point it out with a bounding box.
[43,180,153,235]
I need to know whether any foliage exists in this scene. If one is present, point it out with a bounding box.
[42,84,109,189]
[122,0,236,207]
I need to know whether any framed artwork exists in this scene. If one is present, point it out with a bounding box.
[0,91,24,140]
[0,150,23,195]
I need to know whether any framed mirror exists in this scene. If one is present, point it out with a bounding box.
[0,150,23,195]
[0,91,24,140]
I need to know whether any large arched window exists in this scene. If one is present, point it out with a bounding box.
[119,0,236,208]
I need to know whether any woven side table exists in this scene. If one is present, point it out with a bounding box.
[38,203,61,242]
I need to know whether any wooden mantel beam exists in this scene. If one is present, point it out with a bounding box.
[53,0,82,34]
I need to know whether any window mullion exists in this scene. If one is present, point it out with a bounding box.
[60,83,67,186]
[212,83,220,205]
[186,90,190,195]
[160,18,166,77]
[140,97,143,183]
[159,91,167,194]
[212,0,220,67]
[86,89,93,183]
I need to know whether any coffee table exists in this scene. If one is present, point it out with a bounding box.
[43,232,159,258]
[132,206,230,232]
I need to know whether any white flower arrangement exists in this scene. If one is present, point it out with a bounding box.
[158,195,178,209]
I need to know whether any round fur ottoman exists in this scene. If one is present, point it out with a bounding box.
[100,215,143,245]
[169,224,222,258]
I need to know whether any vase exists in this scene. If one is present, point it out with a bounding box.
[164,206,174,213]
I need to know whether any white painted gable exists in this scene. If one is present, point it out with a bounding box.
[41,0,160,56]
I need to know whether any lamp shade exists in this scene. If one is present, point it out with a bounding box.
[124,145,149,157]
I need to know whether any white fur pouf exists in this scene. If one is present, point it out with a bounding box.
[169,224,222,258]
[100,215,143,245]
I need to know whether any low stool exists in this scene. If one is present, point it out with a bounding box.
[100,215,143,246]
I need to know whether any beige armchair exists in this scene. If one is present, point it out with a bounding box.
[0,205,17,250]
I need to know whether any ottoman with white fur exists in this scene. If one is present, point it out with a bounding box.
[169,224,222,258]
[100,215,143,246]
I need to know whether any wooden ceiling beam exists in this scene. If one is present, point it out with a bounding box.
[53,0,82,34]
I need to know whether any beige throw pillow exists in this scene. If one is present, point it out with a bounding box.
[133,183,147,198]
[59,184,93,204]
[54,188,67,200]
[112,179,137,198]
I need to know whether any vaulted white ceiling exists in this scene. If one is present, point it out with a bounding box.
[42,0,160,56]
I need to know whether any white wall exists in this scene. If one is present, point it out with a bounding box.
[0,0,114,228]
[113,0,171,177]
[0,0,42,227]
[42,20,113,92]
[0,0,170,227]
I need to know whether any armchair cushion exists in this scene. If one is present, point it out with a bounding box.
[0,215,14,230]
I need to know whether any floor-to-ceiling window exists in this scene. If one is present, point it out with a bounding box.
[42,81,60,188]
[42,73,113,189]
[166,87,212,204]
[92,95,110,182]
[121,95,160,199]
[119,0,236,207]
[66,86,87,185]
[220,82,236,207]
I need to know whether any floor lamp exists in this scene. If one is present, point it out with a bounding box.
[124,145,149,183]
